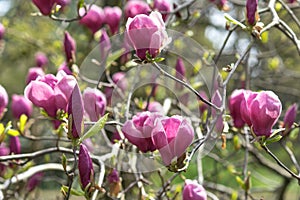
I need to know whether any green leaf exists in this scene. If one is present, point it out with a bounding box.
[289,128,299,140]
[79,113,108,144]
[235,176,246,190]
[61,185,85,197]
[231,190,238,200]
[265,134,282,144]
[62,154,67,172]
[224,14,246,29]
[18,114,28,133]
[7,129,20,137]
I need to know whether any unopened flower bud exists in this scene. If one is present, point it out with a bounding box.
[11,94,33,119]
[183,179,207,200]
[153,0,171,22]
[32,0,55,15]
[0,85,8,119]
[10,136,21,155]
[26,67,45,84]
[283,103,297,130]
[125,0,151,19]
[79,5,105,34]
[78,144,94,190]
[64,31,76,64]
[104,6,122,34]
[246,0,258,26]
[35,52,48,68]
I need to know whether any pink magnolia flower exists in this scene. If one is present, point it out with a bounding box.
[83,87,107,122]
[79,5,105,34]
[64,31,76,63]
[151,115,194,166]
[228,89,248,128]
[126,11,169,60]
[0,85,8,118]
[0,23,5,40]
[122,111,163,152]
[153,0,171,22]
[104,6,122,34]
[183,179,207,200]
[26,67,45,84]
[11,94,33,119]
[32,0,55,15]
[78,144,94,189]
[146,101,164,113]
[25,71,77,118]
[124,0,151,19]
[283,103,297,130]
[35,52,48,68]
[10,136,21,155]
[246,0,258,25]
[249,91,282,137]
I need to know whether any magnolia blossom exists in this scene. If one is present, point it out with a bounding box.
[126,11,169,60]
[26,172,44,192]
[32,0,55,15]
[122,111,162,152]
[10,136,21,155]
[0,144,9,176]
[240,91,258,126]
[183,180,207,200]
[11,94,33,119]
[79,5,105,34]
[25,71,77,118]
[152,115,194,166]
[104,6,122,34]
[78,144,94,189]
[124,0,151,19]
[0,85,8,118]
[249,91,282,137]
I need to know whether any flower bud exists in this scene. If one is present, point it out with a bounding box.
[79,5,105,34]
[146,101,163,113]
[107,169,121,198]
[228,89,247,128]
[78,144,94,190]
[0,85,8,119]
[104,6,122,34]
[10,136,21,155]
[283,103,297,130]
[153,0,171,22]
[35,52,48,68]
[152,115,194,166]
[249,91,282,137]
[175,58,185,77]
[26,67,45,85]
[26,172,44,192]
[0,23,5,40]
[11,94,33,119]
[122,111,162,152]
[64,31,76,64]
[246,0,258,26]
[67,83,83,139]
[183,179,207,200]
[83,88,106,122]
[125,0,151,19]
[32,0,55,15]
[126,11,169,60]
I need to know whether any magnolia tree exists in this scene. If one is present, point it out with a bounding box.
[0,0,300,199]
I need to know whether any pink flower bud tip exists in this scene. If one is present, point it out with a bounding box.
[0,23,5,40]
[35,52,48,68]
[64,31,76,63]
[104,6,122,34]
[153,0,171,22]
[26,67,45,85]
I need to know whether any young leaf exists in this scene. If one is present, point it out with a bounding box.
[79,113,108,143]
